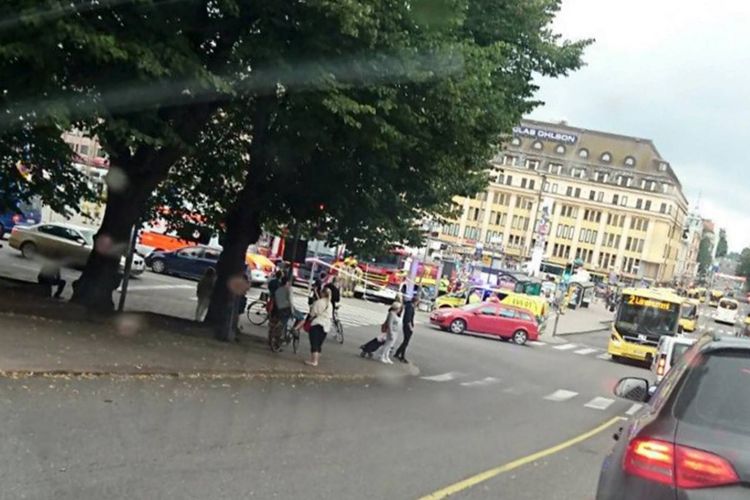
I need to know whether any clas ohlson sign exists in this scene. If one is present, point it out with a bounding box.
[512,126,578,145]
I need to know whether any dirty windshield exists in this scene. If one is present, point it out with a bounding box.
[2,1,750,499]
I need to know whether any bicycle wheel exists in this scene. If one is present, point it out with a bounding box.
[334,319,344,344]
[247,300,268,326]
[292,331,300,354]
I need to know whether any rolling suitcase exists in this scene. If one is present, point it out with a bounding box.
[359,336,385,358]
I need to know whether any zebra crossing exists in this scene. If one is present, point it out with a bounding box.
[531,341,611,361]
[418,370,638,415]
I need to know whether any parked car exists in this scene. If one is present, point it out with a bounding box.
[429,302,539,345]
[145,245,222,280]
[596,334,750,499]
[0,198,41,239]
[8,223,144,275]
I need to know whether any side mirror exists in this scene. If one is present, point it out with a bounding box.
[614,377,650,403]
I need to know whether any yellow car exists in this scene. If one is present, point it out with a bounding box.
[434,285,548,321]
[678,299,700,332]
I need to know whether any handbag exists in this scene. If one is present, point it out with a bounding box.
[303,315,313,333]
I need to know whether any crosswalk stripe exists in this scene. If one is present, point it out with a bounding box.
[528,341,546,346]
[421,372,463,382]
[574,348,598,355]
[460,377,501,387]
[625,403,643,416]
[597,353,612,360]
[584,397,615,410]
[553,343,577,350]
[544,389,578,402]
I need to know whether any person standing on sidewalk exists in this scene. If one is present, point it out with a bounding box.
[37,261,66,299]
[306,287,332,367]
[394,295,418,363]
[380,300,403,364]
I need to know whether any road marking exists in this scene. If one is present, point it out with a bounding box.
[544,389,578,402]
[528,341,546,346]
[419,416,627,500]
[584,397,615,410]
[123,285,194,291]
[625,403,643,416]
[553,343,577,350]
[597,353,611,360]
[460,377,500,387]
[574,348,598,355]
[421,372,463,382]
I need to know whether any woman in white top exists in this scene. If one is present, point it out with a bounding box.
[380,300,403,364]
[306,287,332,367]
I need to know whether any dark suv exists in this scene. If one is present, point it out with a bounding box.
[597,334,750,499]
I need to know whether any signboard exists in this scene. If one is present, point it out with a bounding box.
[625,295,674,311]
[512,126,578,145]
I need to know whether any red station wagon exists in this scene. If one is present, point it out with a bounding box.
[429,302,539,345]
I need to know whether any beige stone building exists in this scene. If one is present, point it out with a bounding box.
[437,119,691,283]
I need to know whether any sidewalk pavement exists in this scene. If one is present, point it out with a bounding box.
[0,287,417,381]
[540,301,614,340]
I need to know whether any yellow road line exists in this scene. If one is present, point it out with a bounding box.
[419,415,627,500]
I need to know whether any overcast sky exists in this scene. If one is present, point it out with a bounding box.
[529,0,750,252]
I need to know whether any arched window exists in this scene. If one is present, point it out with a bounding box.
[532,141,543,151]
[555,144,566,154]
[511,137,522,146]
[601,152,612,163]
[624,156,636,167]
[578,148,589,159]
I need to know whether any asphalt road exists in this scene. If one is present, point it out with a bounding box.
[0,241,743,499]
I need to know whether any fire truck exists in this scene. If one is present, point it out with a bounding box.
[353,247,439,301]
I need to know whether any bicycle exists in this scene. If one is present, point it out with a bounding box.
[268,314,301,354]
[332,305,344,344]
[246,292,270,326]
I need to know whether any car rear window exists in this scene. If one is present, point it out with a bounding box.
[674,350,750,436]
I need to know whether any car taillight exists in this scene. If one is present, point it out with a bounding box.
[675,444,739,489]
[624,438,739,489]
[656,355,667,376]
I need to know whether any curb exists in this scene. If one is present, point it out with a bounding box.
[0,369,374,381]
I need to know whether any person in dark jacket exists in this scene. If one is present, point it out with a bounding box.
[38,262,65,299]
[394,295,418,363]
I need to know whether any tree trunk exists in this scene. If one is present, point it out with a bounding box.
[70,180,155,311]
[205,97,275,334]
[205,204,262,334]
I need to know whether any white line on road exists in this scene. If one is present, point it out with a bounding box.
[553,343,577,350]
[460,377,501,387]
[528,341,546,346]
[421,372,464,382]
[597,353,611,360]
[123,285,195,291]
[625,403,643,416]
[584,397,615,410]
[574,348,598,355]
[544,389,578,402]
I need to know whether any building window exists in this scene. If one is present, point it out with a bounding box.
[601,152,612,163]
[578,148,589,159]
[636,198,643,209]
[511,137,521,146]
[595,171,609,182]
[620,196,627,207]
[574,187,581,198]
[589,190,596,201]
[503,155,518,166]
[532,141,543,151]
[525,159,539,170]
[660,202,667,214]
[658,162,668,172]
[505,175,512,186]
[528,180,535,191]
[543,181,550,192]
[520,178,527,189]
[612,194,619,205]
[645,200,652,211]
[662,183,670,194]
[551,183,558,194]
[566,186,573,197]
[596,191,604,202]
[555,144,566,154]
[624,156,636,167]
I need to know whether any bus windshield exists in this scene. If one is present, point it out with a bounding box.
[615,294,680,337]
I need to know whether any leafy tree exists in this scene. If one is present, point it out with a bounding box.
[155,0,591,328]
[715,228,728,258]
[697,235,713,275]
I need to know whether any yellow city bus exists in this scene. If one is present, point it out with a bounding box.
[678,299,700,332]
[687,287,707,303]
[608,288,682,364]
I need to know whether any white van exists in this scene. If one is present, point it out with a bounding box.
[715,298,740,325]
[651,335,697,383]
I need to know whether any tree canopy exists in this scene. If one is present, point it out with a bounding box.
[697,235,713,276]
[716,228,728,258]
